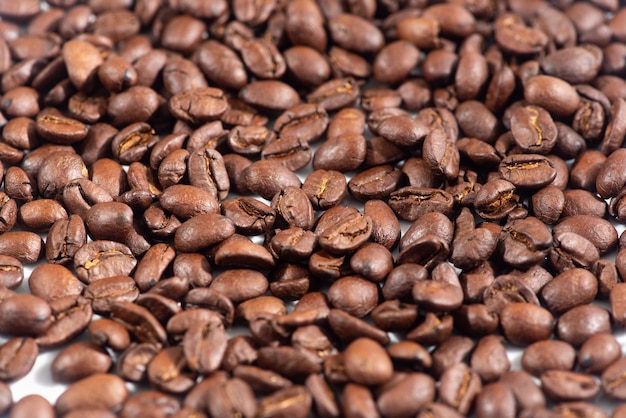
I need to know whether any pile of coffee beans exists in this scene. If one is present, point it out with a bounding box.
[1,0,626,416]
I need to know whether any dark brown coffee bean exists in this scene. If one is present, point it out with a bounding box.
[10,395,51,418]
[147,346,196,394]
[521,340,576,377]
[111,301,167,345]
[439,363,482,415]
[51,341,112,383]
[210,269,268,304]
[36,295,93,348]
[470,335,511,383]
[556,304,611,347]
[193,40,246,91]
[553,215,617,254]
[257,386,312,418]
[525,75,581,117]
[0,294,51,337]
[0,337,37,382]
[328,275,379,318]
[578,333,621,374]
[328,13,384,54]
[45,214,87,265]
[119,391,181,418]
[221,197,276,236]
[110,122,158,164]
[0,255,22,290]
[213,234,275,270]
[389,186,454,221]
[28,263,83,303]
[540,268,598,315]
[495,13,548,55]
[241,160,301,200]
[239,80,300,114]
[500,302,554,346]
[183,318,227,375]
[73,240,136,284]
[55,373,129,416]
[307,77,361,112]
[541,370,599,402]
[84,276,140,314]
[174,213,235,253]
[205,377,256,418]
[88,318,131,352]
[318,211,373,255]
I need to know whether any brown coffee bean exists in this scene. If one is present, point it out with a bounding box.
[553,215,617,254]
[0,337,38,382]
[0,294,51,337]
[28,263,83,303]
[525,75,581,117]
[174,213,235,253]
[51,341,112,383]
[578,333,621,374]
[257,386,312,418]
[470,335,511,383]
[521,340,576,377]
[73,240,137,284]
[10,395,51,418]
[500,302,554,346]
[89,318,131,352]
[556,304,611,347]
[45,214,87,265]
[205,377,256,418]
[36,295,93,348]
[343,338,393,386]
[540,269,598,315]
[119,391,181,418]
[327,275,379,318]
[541,370,599,402]
[328,13,384,54]
[307,77,361,112]
[55,373,128,416]
[439,363,482,415]
[110,301,167,345]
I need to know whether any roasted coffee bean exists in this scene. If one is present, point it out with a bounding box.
[84,276,140,314]
[0,337,38,382]
[521,340,576,377]
[174,213,235,253]
[556,304,611,347]
[51,341,112,383]
[29,263,83,303]
[439,363,482,415]
[36,295,93,348]
[119,391,181,418]
[0,255,22,290]
[116,342,161,383]
[261,136,311,172]
[45,214,87,265]
[88,318,131,352]
[470,335,511,383]
[328,275,379,318]
[110,301,167,345]
[541,370,600,402]
[0,294,51,337]
[348,164,402,202]
[578,333,621,374]
[213,234,275,270]
[318,211,373,255]
[10,395,51,418]
[73,240,137,284]
[500,302,554,346]
[55,373,129,416]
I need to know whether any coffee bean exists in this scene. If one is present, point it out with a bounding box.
[55,373,129,416]
[51,341,112,383]
[10,395,52,418]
